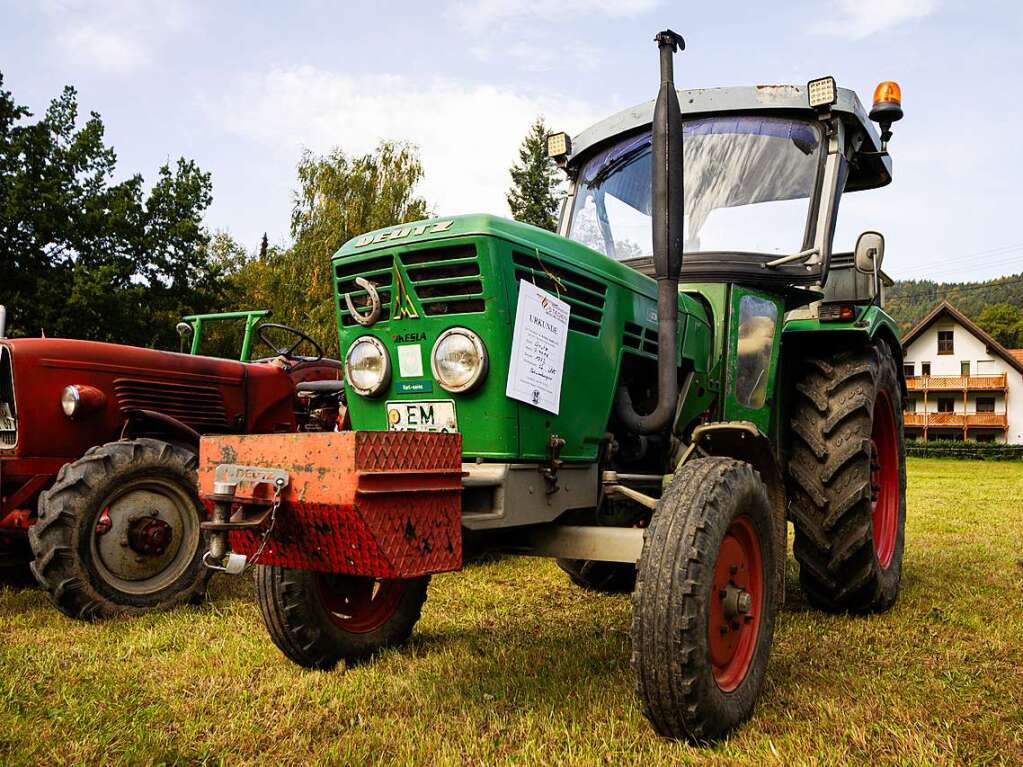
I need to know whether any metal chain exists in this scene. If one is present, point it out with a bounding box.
[245,477,285,572]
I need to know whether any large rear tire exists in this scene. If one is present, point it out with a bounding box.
[632,457,777,742]
[28,439,211,620]
[786,341,907,613]
[255,566,430,669]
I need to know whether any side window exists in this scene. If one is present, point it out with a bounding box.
[734,294,778,409]
[903,362,914,378]
[921,361,931,376]
[906,398,917,412]
[961,361,970,376]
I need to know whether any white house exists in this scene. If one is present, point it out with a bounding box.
[901,301,1023,444]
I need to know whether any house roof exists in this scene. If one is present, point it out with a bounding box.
[902,300,1023,377]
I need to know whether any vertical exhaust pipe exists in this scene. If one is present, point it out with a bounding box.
[615,30,685,434]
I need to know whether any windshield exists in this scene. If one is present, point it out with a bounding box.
[568,116,823,261]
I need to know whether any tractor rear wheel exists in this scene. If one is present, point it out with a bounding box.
[787,341,907,613]
[28,439,211,620]
[556,558,636,593]
[255,566,430,669]
[632,457,776,742]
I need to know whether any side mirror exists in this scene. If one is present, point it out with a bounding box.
[854,231,884,273]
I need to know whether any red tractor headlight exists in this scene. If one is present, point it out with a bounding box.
[61,385,107,418]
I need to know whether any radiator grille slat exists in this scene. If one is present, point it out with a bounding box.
[114,379,230,431]
[512,251,608,337]
[336,244,485,325]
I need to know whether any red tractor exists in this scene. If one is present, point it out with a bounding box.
[0,307,344,619]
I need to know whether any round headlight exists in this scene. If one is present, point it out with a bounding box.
[61,385,80,417]
[345,336,390,397]
[431,328,488,393]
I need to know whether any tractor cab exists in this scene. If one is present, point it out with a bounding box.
[550,80,901,296]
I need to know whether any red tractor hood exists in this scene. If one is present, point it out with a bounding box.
[0,338,296,462]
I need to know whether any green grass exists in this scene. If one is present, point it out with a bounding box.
[2,458,1022,766]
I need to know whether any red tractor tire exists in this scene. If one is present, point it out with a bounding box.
[786,340,907,613]
[28,438,211,620]
[632,457,777,743]
[255,565,430,669]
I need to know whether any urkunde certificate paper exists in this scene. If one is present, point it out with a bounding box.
[506,281,570,415]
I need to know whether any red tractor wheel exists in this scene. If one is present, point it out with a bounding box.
[632,457,777,742]
[255,566,429,669]
[787,340,907,613]
[28,438,211,620]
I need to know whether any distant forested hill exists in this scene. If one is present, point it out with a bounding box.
[885,273,1023,332]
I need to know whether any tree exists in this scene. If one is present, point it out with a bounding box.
[976,303,1023,348]
[229,141,430,356]
[507,117,559,231]
[0,72,220,348]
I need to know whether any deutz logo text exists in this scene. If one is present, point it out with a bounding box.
[353,220,454,248]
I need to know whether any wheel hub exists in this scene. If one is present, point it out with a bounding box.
[708,516,764,692]
[127,516,173,556]
[317,575,406,634]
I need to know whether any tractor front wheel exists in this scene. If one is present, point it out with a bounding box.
[255,566,429,669]
[28,438,211,620]
[632,457,776,742]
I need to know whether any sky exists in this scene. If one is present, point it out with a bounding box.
[2,0,1022,282]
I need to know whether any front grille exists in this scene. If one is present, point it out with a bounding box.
[114,379,230,432]
[0,346,15,448]
[336,245,485,326]
[512,251,608,337]
[400,245,484,316]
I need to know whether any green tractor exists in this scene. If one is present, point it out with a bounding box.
[200,31,907,741]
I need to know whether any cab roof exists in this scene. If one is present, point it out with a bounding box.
[569,85,892,193]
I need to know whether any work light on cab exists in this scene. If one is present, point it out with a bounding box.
[431,327,487,393]
[345,336,390,397]
[806,76,837,111]
[546,131,572,167]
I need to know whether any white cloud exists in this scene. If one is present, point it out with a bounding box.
[204,67,602,221]
[812,0,937,39]
[39,0,192,74]
[448,0,660,32]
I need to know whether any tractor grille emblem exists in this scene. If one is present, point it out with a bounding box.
[392,267,420,320]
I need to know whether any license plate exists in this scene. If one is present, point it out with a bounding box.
[385,400,457,433]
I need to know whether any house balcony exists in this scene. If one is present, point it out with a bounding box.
[906,374,1007,392]
[903,411,1008,429]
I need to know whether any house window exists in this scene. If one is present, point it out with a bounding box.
[961,361,970,376]
[937,397,955,413]
[976,433,996,443]
[906,399,917,412]
[937,330,954,355]
[922,362,931,376]
[976,397,995,413]
[903,363,914,378]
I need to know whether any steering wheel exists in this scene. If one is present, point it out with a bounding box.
[255,322,323,362]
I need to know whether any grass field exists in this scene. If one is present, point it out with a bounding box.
[2,457,1022,765]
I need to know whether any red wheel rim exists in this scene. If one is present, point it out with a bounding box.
[708,515,763,692]
[870,390,899,570]
[317,575,406,633]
